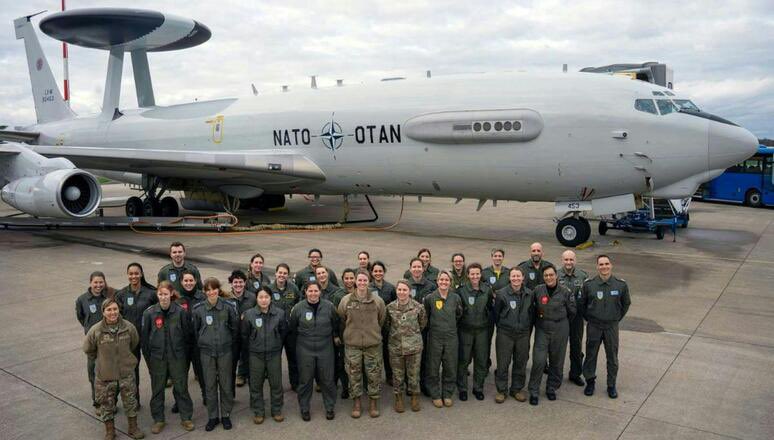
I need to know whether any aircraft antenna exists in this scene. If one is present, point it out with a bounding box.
[61,0,70,107]
[251,83,258,96]
[563,64,568,73]
[426,70,431,78]
[311,76,317,89]
[336,79,343,87]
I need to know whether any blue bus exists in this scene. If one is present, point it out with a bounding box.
[696,146,774,207]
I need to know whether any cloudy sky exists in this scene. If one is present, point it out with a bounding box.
[0,0,772,137]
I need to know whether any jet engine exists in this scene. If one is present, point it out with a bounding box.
[0,144,102,218]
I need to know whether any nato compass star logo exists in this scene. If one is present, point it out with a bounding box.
[316,113,352,160]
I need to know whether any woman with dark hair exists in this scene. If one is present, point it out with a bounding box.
[403,248,439,283]
[116,262,157,406]
[76,271,109,410]
[289,281,338,421]
[246,253,270,293]
[228,269,256,388]
[268,263,301,391]
[192,277,239,431]
[356,250,372,272]
[242,286,288,424]
[370,261,396,383]
[83,299,144,440]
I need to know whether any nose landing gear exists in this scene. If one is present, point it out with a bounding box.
[555,215,591,247]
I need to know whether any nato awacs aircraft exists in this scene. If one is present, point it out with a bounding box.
[0,8,758,245]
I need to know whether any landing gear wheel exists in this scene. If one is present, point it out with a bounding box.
[160,196,180,217]
[598,221,608,236]
[655,226,665,240]
[745,189,762,207]
[142,198,161,217]
[125,196,143,217]
[579,217,591,240]
[556,217,591,247]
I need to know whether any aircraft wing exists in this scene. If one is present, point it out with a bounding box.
[28,145,326,184]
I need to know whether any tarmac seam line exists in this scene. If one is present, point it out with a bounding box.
[614,219,768,440]
[0,366,133,437]
[2,346,82,371]
[633,415,743,440]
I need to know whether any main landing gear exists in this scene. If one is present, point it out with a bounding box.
[555,215,591,247]
[125,177,179,217]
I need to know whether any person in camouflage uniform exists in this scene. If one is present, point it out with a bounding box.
[386,279,427,413]
[76,271,109,410]
[83,299,144,440]
[338,270,387,418]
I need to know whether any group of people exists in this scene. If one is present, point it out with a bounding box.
[78,242,631,439]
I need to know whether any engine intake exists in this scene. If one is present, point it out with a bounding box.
[2,169,101,218]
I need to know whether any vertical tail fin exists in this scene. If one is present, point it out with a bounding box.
[14,14,75,124]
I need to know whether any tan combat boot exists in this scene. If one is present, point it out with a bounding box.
[351,398,362,418]
[104,420,116,440]
[369,398,380,418]
[127,416,145,439]
[410,395,421,412]
[394,393,405,413]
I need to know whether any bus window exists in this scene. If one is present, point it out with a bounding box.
[634,99,658,115]
[656,99,677,115]
[743,158,762,173]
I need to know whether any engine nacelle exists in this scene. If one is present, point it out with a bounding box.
[2,169,101,218]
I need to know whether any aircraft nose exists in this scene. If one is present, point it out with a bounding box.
[708,120,759,170]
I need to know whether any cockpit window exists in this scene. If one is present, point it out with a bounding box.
[634,99,658,115]
[673,99,700,111]
[664,91,675,96]
[656,99,677,115]
[652,91,665,96]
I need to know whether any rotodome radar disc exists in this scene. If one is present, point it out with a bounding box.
[39,8,210,52]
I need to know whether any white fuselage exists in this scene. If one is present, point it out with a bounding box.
[29,71,752,202]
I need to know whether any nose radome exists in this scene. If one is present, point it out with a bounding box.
[708,121,759,170]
